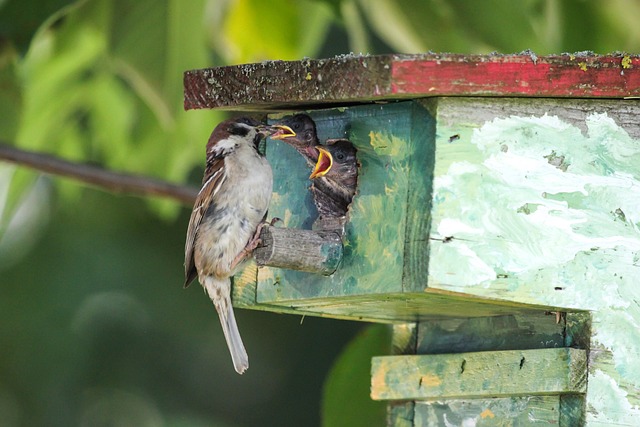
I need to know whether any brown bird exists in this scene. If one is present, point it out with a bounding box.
[184,116,294,374]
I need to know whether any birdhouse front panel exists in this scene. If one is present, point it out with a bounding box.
[256,101,434,314]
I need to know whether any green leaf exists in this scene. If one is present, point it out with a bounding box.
[322,324,390,427]
[218,0,333,63]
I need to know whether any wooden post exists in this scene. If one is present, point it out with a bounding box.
[185,53,640,426]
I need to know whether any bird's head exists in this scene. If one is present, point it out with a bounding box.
[309,139,358,182]
[206,117,295,159]
[271,114,319,160]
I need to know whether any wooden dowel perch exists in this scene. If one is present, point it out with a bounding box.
[253,226,343,275]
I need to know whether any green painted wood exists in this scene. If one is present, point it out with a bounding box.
[414,396,562,426]
[416,313,566,354]
[388,314,589,425]
[560,394,586,427]
[424,97,640,311]
[388,324,417,427]
[371,348,587,401]
[256,101,434,303]
[421,97,640,425]
[242,292,554,323]
[402,105,435,292]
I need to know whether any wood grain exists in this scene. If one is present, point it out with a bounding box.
[371,348,587,401]
[184,54,640,111]
[253,226,342,275]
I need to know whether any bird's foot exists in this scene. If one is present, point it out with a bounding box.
[229,219,279,271]
[268,217,281,227]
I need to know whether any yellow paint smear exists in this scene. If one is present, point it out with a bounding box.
[282,209,293,227]
[368,130,407,158]
[480,408,495,419]
[419,374,442,387]
[257,265,276,283]
[370,365,387,399]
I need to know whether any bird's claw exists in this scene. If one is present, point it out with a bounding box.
[229,220,277,271]
[269,217,281,226]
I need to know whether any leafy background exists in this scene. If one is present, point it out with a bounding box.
[0,0,638,426]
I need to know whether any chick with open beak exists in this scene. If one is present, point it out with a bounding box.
[273,114,358,222]
[309,139,358,208]
[270,114,319,166]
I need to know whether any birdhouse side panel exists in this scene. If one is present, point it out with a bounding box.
[423,97,640,425]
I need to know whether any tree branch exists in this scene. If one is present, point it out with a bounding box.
[0,143,198,205]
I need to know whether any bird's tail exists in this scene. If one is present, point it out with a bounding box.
[203,276,249,374]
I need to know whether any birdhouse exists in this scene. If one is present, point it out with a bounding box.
[184,53,640,426]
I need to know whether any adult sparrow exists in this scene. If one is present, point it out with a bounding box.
[184,116,294,374]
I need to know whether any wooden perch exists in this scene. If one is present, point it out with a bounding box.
[253,226,343,275]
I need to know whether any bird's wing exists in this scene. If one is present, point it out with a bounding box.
[184,157,226,287]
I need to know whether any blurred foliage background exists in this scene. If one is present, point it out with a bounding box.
[0,0,639,426]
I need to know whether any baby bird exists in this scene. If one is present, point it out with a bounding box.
[309,139,358,218]
[273,114,358,221]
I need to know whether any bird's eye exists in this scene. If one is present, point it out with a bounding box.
[336,153,345,160]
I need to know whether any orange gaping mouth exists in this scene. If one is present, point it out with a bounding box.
[309,146,332,179]
[269,125,296,140]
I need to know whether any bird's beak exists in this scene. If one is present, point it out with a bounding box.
[257,124,295,139]
[268,124,296,140]
[309,146,333,179]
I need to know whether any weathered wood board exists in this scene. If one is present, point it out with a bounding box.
[184,54,640,111]
[386,315,588,426]
[371,348,587,400]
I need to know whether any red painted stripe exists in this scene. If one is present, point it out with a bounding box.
[391,55,640,98]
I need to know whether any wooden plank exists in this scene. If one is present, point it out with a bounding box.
[392,54,640,98]
[402,104,435,292]
[414,396,562,426]
[416,313,566,354]
[184,55,392,111]
[371,348,587,401]
[184,54,640,111]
